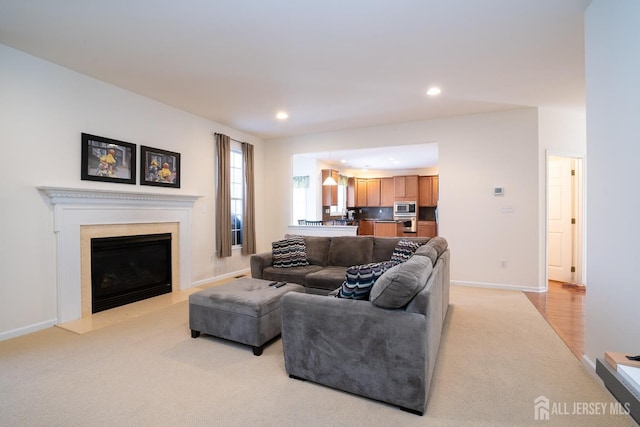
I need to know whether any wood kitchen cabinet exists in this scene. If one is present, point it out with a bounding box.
[419,175,439,207]
[355,178,381,207]
[322,169,339,206]
[380,178,394,206]
[355,178,367,207]
[367,178,381,206]
[373,221,397,237]
[358,219,374,235]
[347,177,356,208]
[394,175,419,201]
[417,221,437,237]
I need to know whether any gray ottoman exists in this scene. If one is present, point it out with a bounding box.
[189,278,304,355]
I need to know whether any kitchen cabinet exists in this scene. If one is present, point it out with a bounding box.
[380,178,394,206]
[373,221,397,237]
[394,175,419,201]
[419,175,439,207]
[355,178,381,207]
[417,221,437,238]
[358,219,374,235]
[355,178,367,207]
[367,179,381,206]
[347,177,356,208]
[322,169,339,206]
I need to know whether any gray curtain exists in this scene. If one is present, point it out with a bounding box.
[215,134,232,258]
[241,142,256,255]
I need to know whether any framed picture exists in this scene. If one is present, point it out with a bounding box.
[81,133,136,184]
[140,146,181,188]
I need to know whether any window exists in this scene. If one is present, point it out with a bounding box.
[292,176,310,224]
[230,149,243,246]
[329,176,347,216]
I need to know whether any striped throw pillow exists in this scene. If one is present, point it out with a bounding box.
[337,261,396,300]
[390,239,423,264]
[272,236,309,268]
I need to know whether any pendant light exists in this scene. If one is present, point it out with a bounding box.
[322,175,338,186]
[322,152,338,186]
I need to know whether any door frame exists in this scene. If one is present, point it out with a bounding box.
[545,150,586,289]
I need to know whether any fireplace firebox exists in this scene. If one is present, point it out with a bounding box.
[91,233,172,313]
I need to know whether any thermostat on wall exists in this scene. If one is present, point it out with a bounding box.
[493,187,505,196]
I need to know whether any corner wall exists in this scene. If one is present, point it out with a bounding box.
[584,0,640,366]
[537,108,587,289]
[265,109,543,291]
[0,44,265,338]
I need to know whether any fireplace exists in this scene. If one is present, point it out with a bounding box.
[38,186,199,323]
[91,233,172,313]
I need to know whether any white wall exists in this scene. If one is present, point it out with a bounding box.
[537,108,587,288]
[264,109,543,291]
[584,0,640,366]
[0,44,265,338]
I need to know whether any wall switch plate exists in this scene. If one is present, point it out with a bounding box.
[501,205,514,213]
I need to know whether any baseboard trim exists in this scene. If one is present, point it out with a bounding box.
[583,354,597,371]
[191,268,251,288]
[452,280,543,293]
[0,319,57,342]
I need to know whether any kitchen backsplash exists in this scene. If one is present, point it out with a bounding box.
[359,207,394,221]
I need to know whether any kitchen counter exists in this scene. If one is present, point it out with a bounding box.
[287,225,358,237]
[373,221,399,237]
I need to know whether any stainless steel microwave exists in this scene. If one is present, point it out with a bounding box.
[393,201,416,216]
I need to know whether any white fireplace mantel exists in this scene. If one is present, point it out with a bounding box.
[38,186,200,206]
[38,186,201,323]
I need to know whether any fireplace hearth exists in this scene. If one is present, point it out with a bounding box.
[91,233,172,313]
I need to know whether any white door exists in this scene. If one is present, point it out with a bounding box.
[548,156,573,282]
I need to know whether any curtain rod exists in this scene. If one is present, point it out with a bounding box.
[213,132,246,144]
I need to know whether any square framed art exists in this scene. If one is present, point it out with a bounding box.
[81,133,136,184]
[140,145,181,188]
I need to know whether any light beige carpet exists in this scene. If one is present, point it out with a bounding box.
[0,286,636,427]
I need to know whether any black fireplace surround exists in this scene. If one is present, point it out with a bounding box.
[91,233,172,313]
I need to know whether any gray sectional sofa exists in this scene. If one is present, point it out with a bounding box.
[250,235,450,415]
[250,235,440,294]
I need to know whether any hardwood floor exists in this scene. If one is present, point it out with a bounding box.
[524,281,585,360]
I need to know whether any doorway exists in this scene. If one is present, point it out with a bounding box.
[547,154,584,287]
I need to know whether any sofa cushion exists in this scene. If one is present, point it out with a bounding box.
[372,237,403,262]
[263,264,323,285]
[328,236,374,267]
[413,244,438,265]
[426,236,448,257]
[337,261,397,300]
[372,237,430,262]
[286,234,331,266]
[370,256,432,309]
[305,266,349,292]
[272,236,309,268]
[390,239,424,264]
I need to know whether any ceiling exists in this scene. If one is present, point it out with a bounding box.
[0,0,589,144]
[297,142,439,171]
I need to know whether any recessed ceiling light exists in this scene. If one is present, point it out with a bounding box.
[426,87,442,96]
[276,111,289,120]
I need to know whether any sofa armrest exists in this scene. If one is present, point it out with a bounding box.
[280,292,430,414]
[249,252,272,279]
